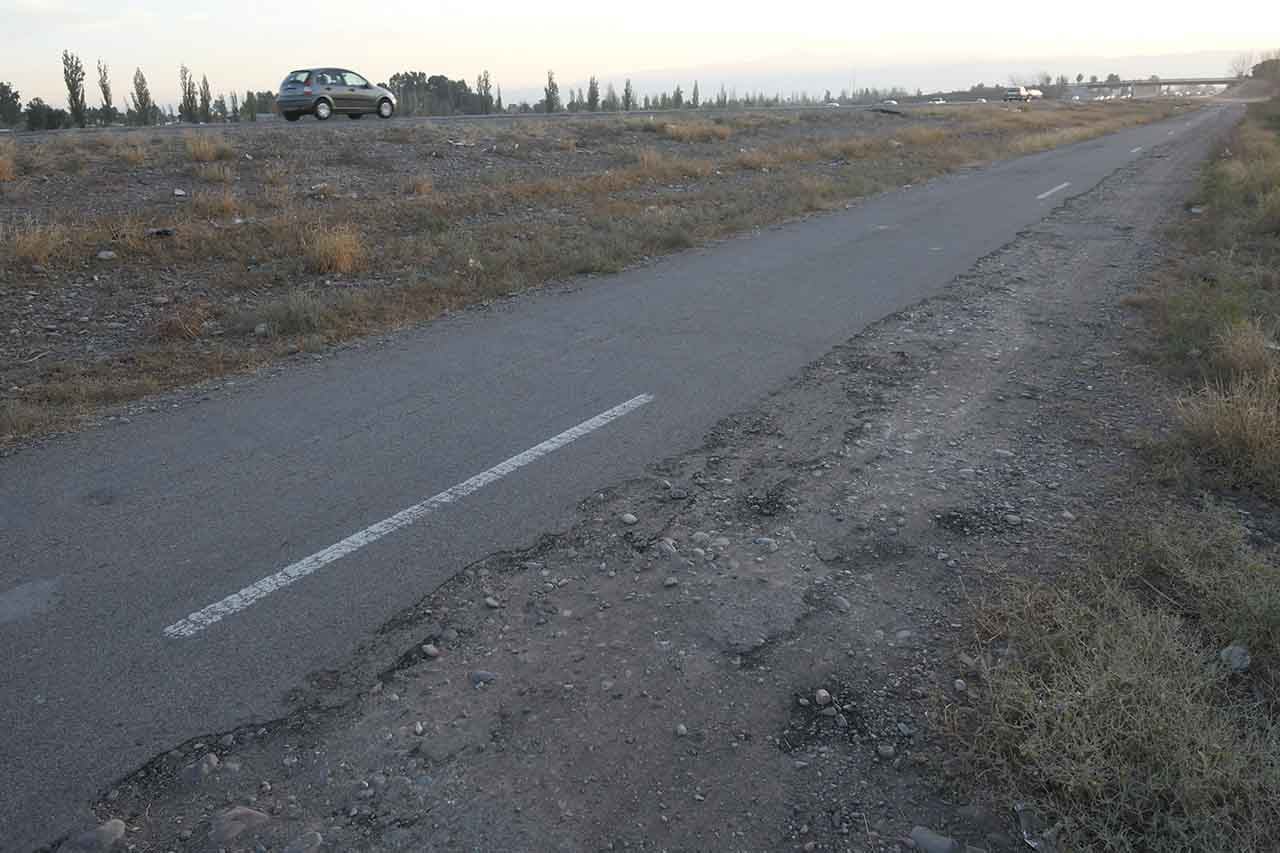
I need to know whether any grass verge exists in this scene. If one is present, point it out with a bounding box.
[958,96,1280,852]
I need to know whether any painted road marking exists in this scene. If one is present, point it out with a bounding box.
[1036,182,1071,201]
[1131,146,1143,153]
[163,393,656,639]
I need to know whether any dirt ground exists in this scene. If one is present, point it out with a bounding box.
[41,107,1227,853]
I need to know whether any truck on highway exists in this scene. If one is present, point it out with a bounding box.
[1003,86,1044,102]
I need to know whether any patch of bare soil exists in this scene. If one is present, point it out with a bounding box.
[51,121,1224,853]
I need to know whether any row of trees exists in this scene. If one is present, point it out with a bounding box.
[0,52,279,129]
[380,70,500,116]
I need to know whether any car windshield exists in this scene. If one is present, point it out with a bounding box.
[284,70,310,85]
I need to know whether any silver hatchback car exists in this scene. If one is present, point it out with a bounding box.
[276,68,397,121]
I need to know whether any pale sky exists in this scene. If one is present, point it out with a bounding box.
[4,0,1277,106]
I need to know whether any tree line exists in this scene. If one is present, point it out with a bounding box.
[1,52,277,130]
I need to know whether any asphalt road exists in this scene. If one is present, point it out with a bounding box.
[0,103,1239,851]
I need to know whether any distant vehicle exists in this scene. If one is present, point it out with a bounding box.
[1004,87,1032,102]
[1026,88,1044,100]
[275,68,397,121]
[823,101,841,107]
[976,97,988,103]
[881,99,899,105]
[928,98,947,104]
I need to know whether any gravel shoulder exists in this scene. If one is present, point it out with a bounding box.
[50,116,1231,853]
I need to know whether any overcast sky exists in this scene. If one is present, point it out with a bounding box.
[4,0,1277,106]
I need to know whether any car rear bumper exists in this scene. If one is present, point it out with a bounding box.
[276,95,316,113]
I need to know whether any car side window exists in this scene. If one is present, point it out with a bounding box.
[343,72,369,88]
[313,72,330,86]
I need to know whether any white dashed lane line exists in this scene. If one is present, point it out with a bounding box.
[163,393,656,638]
[1036,182,1071,201]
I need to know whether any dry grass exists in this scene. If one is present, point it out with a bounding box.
[894,126,949,147]
[8,221,68,265]
[1214,318,1276,376]
[969,514,1280,852]
[115,141,147,166]
[734,149,778,171]
[0,140,15,182]
[184,133,234,163]
[406,175,434,196]
[1181,368,1280,490]
[152,300,213,341]
[192,189,240,219]
[660,121,732,143]
[194,163,233,183]
[632,148,713,181]
[303,224,365,274]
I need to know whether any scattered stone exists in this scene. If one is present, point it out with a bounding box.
[1003,514,1023,526]
[173,188,187,197]
[209,806,269,844]
[993,448,1014,458]
[253,322,270,337]
[954,678,967,693]
[814,688,832,706]
[1220,644,1251,673]
[181,751,220,785]
[832,594,852,613]
[657,540,679,559]
[484,596,501,609]
[711,536,731,549]
[146,227,176,237]
[663,576,679,588]
[668,488,689,500]
[691,532,711,546]
[910,826,962,853]
[675,723,688,737]
[421,643,440,658]
[1060,510,1076,521]
[413,721,424,736]
[620,513,638,525]
[60,818,125,852]
[876,742,896,759]
[282,831,324,853]
[441,627,459,643]
[470,670,498,686]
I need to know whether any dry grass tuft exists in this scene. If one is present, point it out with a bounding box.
[661,121,732,143]
[9,222,69,265]
[406,175,434,196]
[115,141,146,166]
[184,133,234,163]
[894,126,949,147]
[1214,318,1276,377]
[192,189,240,219]
[152,300,213,341]
[1180,368,1280,491]
[0,140,16,182]
[303,224,365,274]
[194,163,233,183]
[632,148,713,182]
[734,149,778,171]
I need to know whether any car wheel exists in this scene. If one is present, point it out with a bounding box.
[377,99,394,119]
[314,99,333,121]
[283,111,301,122]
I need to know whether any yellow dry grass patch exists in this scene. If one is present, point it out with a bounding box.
[661,121,732,143]
[184,133,234,163]
[192,189,240,219]
[303,224,365,274]
[9,222,69,265]
[0,140,16,182]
